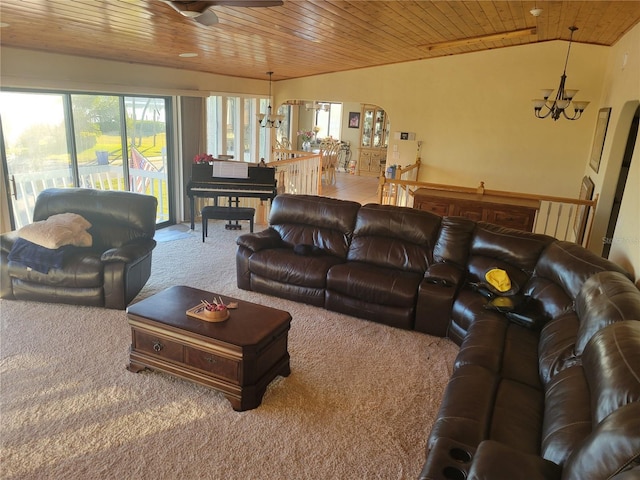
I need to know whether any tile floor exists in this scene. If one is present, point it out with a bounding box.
[320,171,380,205]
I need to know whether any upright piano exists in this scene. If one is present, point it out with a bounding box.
[186,162,277,230]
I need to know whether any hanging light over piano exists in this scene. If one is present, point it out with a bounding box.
[257,71,284,128]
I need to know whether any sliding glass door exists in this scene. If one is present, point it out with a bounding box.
[1,92,73,228]
[0,90,173,229]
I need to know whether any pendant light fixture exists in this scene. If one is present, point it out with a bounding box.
[257,71,284,128]
[532,26,590,121]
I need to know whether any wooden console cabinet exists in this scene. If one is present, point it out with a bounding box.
[413,187,540,232]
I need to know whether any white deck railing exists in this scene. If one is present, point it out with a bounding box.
[9,166,169,229]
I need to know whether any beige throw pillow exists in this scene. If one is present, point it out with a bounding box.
[18,213,93,249]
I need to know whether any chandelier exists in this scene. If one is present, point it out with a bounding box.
[257,71,284,128]
[532,26,590,121]
[305,101,330,112]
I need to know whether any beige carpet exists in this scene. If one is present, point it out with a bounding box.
[0,222,458,480]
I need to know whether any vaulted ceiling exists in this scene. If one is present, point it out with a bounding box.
[1,1,639,81]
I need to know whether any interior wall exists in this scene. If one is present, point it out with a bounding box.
[589,23,640,283]
[275,40,607,198]
[0,47,264,97]
[339,102,362,153]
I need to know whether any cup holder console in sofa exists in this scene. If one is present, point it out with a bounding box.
[236,194,640,479]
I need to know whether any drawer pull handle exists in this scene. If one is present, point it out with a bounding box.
[205,356,217,364]
[153,341,163,352]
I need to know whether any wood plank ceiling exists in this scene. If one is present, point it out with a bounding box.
[1,1,639,81]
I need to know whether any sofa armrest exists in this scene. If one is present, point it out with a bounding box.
[424,262,466,288]
[101,238,157,264]
[236,227,283,252]
[414,262,465,336]
[467,440,561,480]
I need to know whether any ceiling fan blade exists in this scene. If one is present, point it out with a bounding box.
[194,8,219,25]
[161,1,214,15]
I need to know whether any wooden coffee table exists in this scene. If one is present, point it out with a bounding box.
[126,285,291,411]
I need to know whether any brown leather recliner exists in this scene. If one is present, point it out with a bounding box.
[0,188,158,309]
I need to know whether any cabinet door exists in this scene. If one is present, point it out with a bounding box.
[452,203,484,222]
[361,108,375,147]
[415,199,450,216]
[359,150,372,172]
[370,150,385,174]
[373,109,385,147]
[486,207,536,231]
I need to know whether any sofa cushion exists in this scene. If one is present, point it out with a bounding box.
[534,241,632,301]
[327,261,422,307]
[432,216,476,267]
[269,194,360,258]
[562,402,640,480]
[8,250,103,287]
[583,321,640,424]
[540,365,592,466]
[19,212,92,249]
[250,275,326,307]
[523,276,575,320]
[467,440,562,480]
[575,271,640,356]
[347,204,440,272]
[455,314,541,389]
[538,312,581,385]
[248,248,344,288]
[471,223,554,274]
[428,364,544,455]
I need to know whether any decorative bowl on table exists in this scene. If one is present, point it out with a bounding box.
[187,297,234,322]
[202,305,229,322]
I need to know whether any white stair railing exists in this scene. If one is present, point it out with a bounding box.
[378,177,599,247]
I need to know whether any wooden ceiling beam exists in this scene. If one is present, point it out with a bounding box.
[419,27,537,51]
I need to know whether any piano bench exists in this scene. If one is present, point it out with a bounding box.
[202,206,255,241]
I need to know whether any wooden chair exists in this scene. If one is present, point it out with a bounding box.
[321,140,340,185]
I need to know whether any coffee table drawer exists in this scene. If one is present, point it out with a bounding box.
[133,330,184,362]
[185,346,239,382]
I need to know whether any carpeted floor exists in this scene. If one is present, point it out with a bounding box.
[0,221,458,480]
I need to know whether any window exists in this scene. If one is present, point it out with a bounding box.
[1,90,173,229]
[206,94,288,162]
[315,103,343,140]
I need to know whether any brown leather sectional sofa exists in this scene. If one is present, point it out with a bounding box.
[236,193,640,479]
[1,188,157,309]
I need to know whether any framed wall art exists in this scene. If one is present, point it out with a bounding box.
[348,112,360,128]
[574,175,595,245]
[589,107,611,174]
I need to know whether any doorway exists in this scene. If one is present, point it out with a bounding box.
[602,105,639,258]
